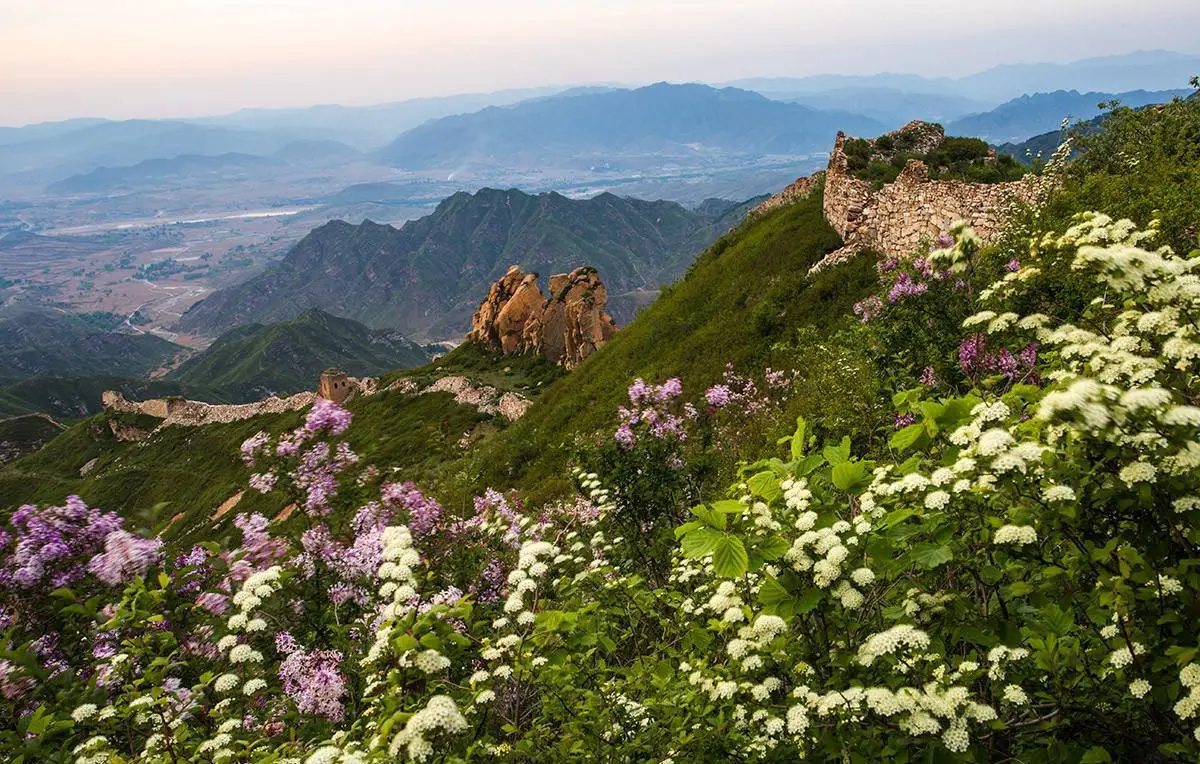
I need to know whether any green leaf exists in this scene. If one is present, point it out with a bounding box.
[794,588,824,614]
[709,500,745,515]
[711,536,749,578]
[823,436,852,465]
[791,417,808,459]
[1081,746,1112,763]
[25,707,49,736]
[831,461,869,492]
[910,544,954,569]
[689,503,727,530]
[756,535,790,561]
[681,527,723,559]
[757,575,793,606]
[880,508,920,529]
[747,471,782,502]
[794,453,826,476]
[674,520,702,540]
[890,423,928,453]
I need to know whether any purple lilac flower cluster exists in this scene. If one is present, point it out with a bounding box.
[87,529,163,587]
[0,496,151,589]
[853,295,884,323]
[277,643,347,722]
[615,377,695,450]
[959,334,1040,382]
[382,481,444,538]
[704,364,790,415]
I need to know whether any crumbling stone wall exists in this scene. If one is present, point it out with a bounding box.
[101,390,317,428]
[748,172,825,217]
[817,123,1049,268]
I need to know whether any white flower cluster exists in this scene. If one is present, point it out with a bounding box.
[365,526,422,665]
[857,625,932,667]
[986,645,1029,681]
[387,695,469,762]
[784,518,872,595]
[993,525,1038,546]
[800,678,995,753]
[902,588,953,623]
[1173,664,1200,739]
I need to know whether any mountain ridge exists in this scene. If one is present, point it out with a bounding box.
[174,187,759,340]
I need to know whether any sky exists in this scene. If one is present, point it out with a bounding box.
[1,0,1198,126]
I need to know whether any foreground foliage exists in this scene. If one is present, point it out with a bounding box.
[2,205,1199,762]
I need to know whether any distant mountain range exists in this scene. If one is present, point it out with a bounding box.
[168,309,431,401]
[0,311,180,384]
[727,50,1200,103]
[175,187,760,340]
[47,152,286,194]
[378,83,886,171]
[946,88,1190,143]
[786,88,989,129]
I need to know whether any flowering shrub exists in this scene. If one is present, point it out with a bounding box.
[3,212,1200,761]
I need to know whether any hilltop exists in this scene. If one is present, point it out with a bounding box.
[168,309,431,401]
[175,187,758,340]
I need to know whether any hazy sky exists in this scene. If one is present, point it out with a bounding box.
[1,0,1198,126]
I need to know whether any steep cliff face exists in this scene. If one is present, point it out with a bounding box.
[467,265,617,368]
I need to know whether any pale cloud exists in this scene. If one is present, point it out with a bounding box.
[0,0,1197,125]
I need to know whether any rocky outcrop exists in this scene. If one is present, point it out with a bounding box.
[390,376,531,421]
[467,266,617,368]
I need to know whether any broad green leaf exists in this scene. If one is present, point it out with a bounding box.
[832,461,869,492]
[1081,747,1112,763]
[880,508,921,529]
[756,535,790,561]
[794,453,826,476]
[794,588,824,615]
[747,471,781,502]
[709,500,746,515]
[674,520,702,540]
[823,435,852,465]
[890,423,928,453]
[711,536,749,578]
[910,544,954,569]
[689,503,727,530]
[791,416,808,459]
[757,575,792,606]
[681,527,723,559]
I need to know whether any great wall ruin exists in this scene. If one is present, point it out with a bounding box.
[102,368,531,430]
[751,120,1056,270]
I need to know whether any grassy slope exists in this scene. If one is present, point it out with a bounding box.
[443,186,879,505]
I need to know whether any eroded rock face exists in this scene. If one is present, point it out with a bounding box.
[467,265,617,368]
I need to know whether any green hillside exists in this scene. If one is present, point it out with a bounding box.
[168,308,432,401]
[0,310,180,383]
[443,184,880,505]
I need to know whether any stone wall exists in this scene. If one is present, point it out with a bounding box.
[747,172,824,217]
[815,123,1050,269]
[102,390,317,428]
